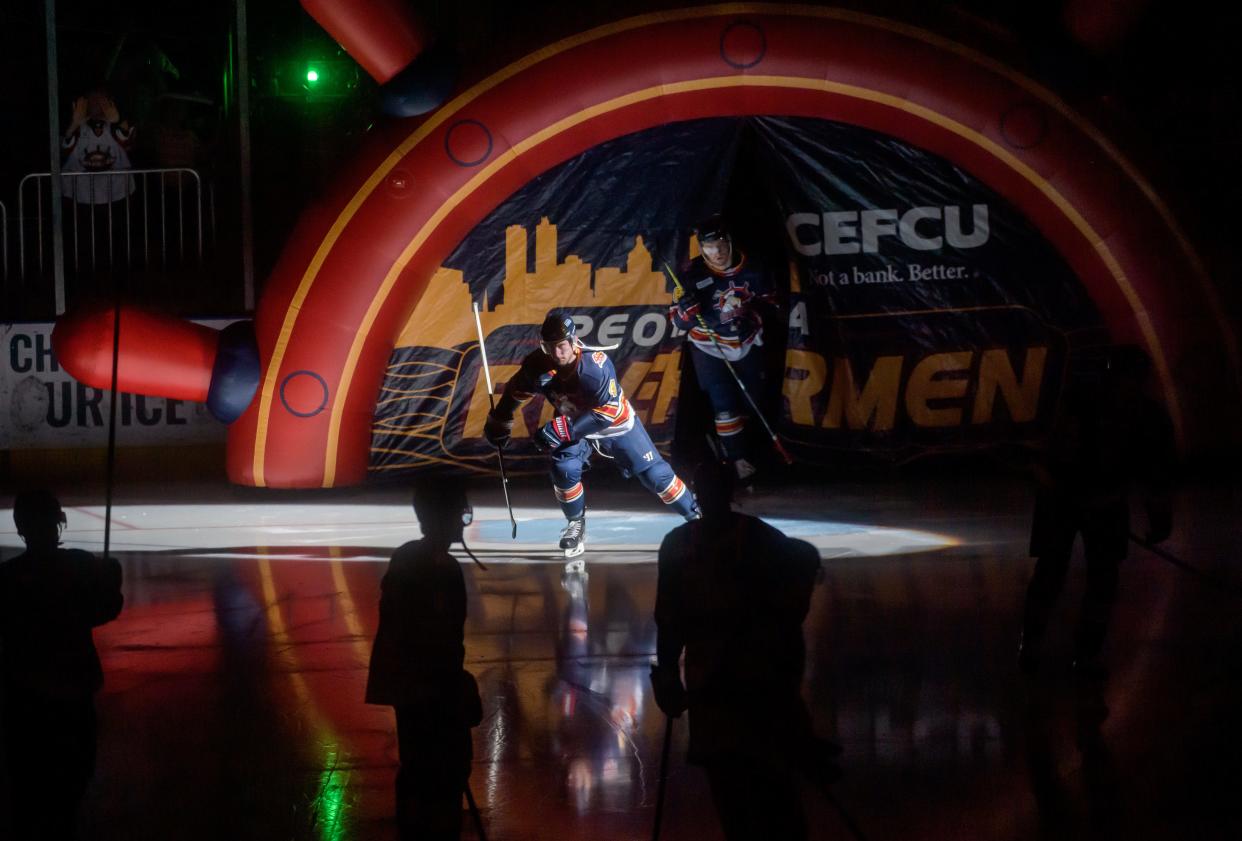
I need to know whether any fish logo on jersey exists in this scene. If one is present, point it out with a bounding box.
[714,282,751,323]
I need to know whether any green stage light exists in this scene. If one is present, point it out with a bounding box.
[306,68,320,83]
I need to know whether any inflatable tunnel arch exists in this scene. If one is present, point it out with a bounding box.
[56,4,1239,487]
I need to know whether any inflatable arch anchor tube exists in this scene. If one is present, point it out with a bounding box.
[300,0,456,117]
[53,307,260,425]
[54,5,1239,487]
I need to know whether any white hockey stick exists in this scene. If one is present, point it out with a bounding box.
[473,301,518,538]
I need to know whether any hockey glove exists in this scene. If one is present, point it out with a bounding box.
[649,663,687,718]
[483,411,514,449]
[535,416,574,453]
[678,299,703,320]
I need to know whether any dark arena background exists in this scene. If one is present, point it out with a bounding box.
[1,1,1240,839]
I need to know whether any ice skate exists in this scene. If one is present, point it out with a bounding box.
[560,516,586,562]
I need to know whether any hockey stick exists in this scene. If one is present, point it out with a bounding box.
[1129,533,1242,597]
[651,714,674,841]
[103,298,122,561]
[663,262,794,465]
[464,781,488,841]
[815,782,870,841]
[473,301,517,539]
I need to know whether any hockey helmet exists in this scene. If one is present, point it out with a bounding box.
[539,311,579,354]
[694,213,732,244]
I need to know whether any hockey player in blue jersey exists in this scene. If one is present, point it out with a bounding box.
[484,312,700,569]
[669,215,775,482]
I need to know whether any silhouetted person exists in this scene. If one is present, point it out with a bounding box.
[366,481,482,840]
[1021,685,1072,839]
[1022,673,1120,839]
[650,460,828,841]
[1019,345,1175,678]
[1074,679,1121,838]
[0,490,123,840]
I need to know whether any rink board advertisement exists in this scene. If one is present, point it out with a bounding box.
[370,118,1104,476]
[1,320,233,449]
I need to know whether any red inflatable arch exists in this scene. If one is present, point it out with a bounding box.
[173,6,1240,486]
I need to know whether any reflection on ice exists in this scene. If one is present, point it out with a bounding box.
[0,503,957,559]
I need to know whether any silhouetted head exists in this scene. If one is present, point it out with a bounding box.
[412,478,471,548]
[692,459,735,520]
[13,489,67,551]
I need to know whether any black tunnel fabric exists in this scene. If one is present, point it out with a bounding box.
[370,117,1102,476]
[749,116,1100,462]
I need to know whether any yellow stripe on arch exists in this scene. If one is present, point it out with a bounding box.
[320,74,1182,485]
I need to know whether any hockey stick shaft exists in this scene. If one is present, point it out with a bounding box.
[817,782,870,841]
[473,302,517,539]
[664,263,793,464]
[1129,533,1242,597]
[464,782,488,841]
[104,299,121,559]
[652,714,674,841]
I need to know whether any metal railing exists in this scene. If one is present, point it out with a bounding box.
[17,167,206,278]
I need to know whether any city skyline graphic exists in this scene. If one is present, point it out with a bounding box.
[373,219,687,475]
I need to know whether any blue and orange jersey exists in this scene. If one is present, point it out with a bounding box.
[498,346,635,439]
[668,252,773,361]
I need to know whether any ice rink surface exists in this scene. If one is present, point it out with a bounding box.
[0,473,1238,840]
